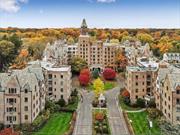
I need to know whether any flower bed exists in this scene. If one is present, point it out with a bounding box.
[92,109,111,135]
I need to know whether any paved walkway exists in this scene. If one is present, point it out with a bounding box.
[125,108,146,113]
[106,87,130,135]
[73,91,93,135]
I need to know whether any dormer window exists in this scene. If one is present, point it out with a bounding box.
[25,89,28,93]
[9,88,17,94]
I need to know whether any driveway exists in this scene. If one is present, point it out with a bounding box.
[73,91,93,135]
[105,78,129,135]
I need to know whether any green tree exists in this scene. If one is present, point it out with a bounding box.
[137,33,153,45]
[9,34,22,54]
[28,44,46,60]
[69,57,87,74]
[0,40,15,71]
[92,68,99,79]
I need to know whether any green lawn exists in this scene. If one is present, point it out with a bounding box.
[119,96,141,111]
[33,112,72,135]
[127,111,161,135]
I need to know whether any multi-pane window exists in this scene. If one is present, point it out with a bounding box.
[8,88,17,94]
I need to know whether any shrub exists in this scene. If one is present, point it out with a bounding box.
[57,98,66,107]
[71,88,78,97]
[148,100,156,108]
[121,89,130,98]
[95,112,104,122]
[92,98,98,107]
[147,108,162,119]
[92,68,99,79]
[103,68,116,80]
[136,98,145,108]
[123,96,130,105]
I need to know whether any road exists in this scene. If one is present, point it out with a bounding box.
[106,88,129,135]
[73,91,93,135]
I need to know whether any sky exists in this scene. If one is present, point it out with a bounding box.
[0,0,180,28]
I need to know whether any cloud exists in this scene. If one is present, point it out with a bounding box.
[97,0,116,3]
[0,0,28,13]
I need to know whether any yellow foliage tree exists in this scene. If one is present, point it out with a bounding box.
[93,78,104,98]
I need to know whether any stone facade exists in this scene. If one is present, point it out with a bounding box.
[163,53,180,64]
[0,66,46,126]
[155,63,180,125]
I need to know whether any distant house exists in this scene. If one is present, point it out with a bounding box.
[163,53,180,63]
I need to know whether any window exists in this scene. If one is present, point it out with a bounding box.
[142,82,144,85]
[61,75,63,79]
[135,89,138,93]
[25,115,28,120]
[7,98,16,104]
[136,95,138,99]
[54,75,56,78]
[24,97,28,102]
[61,95,63,99]
[61,88,63,92]
[176,117,180,121]
[166,86,168,91]
[8,88,17,94]
[136,82,138,86]
[25,89,28,93]
[168,96,170,101]
[177,90,180,94]
[177,107,180,112]
[24,106,28,111]
[54,82,56,85]
[177,98,180,104]
[49,87,52,91]
[48,74,52,79]
[135,75,138,79]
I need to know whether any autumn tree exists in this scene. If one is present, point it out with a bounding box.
[93,78,104,98]
[79,68,90,86]
[11,49,29,69]
[115,49,128,72]
[137,33,153,45]
[156,36,172,54]
[103,68,116,80]
[69,57,87,74]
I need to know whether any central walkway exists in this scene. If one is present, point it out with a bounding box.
[106,88,130,135]
[73,91,93,135]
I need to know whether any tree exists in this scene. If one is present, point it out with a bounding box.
[67,36,75,45]
[92,68,99,79]
[69,57,87,74]
[156,36,172,54]
[110,39,119,43]
[136,98,145,108]
[0,40,15,71]
[115,49,128,72]
[9,34,22,55]
[79,74,90,86]
[103,68,116,80]
[10,49,29,69]
[57,98,66,107]
[80,68,90,78]
[137,33,153,45]
[93,78,104,98]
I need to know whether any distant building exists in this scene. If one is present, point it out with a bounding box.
[78,19,122,71]
[163,53,180,63]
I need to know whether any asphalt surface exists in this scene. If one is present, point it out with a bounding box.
[106,87,130,135]
[73,91,93,135]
